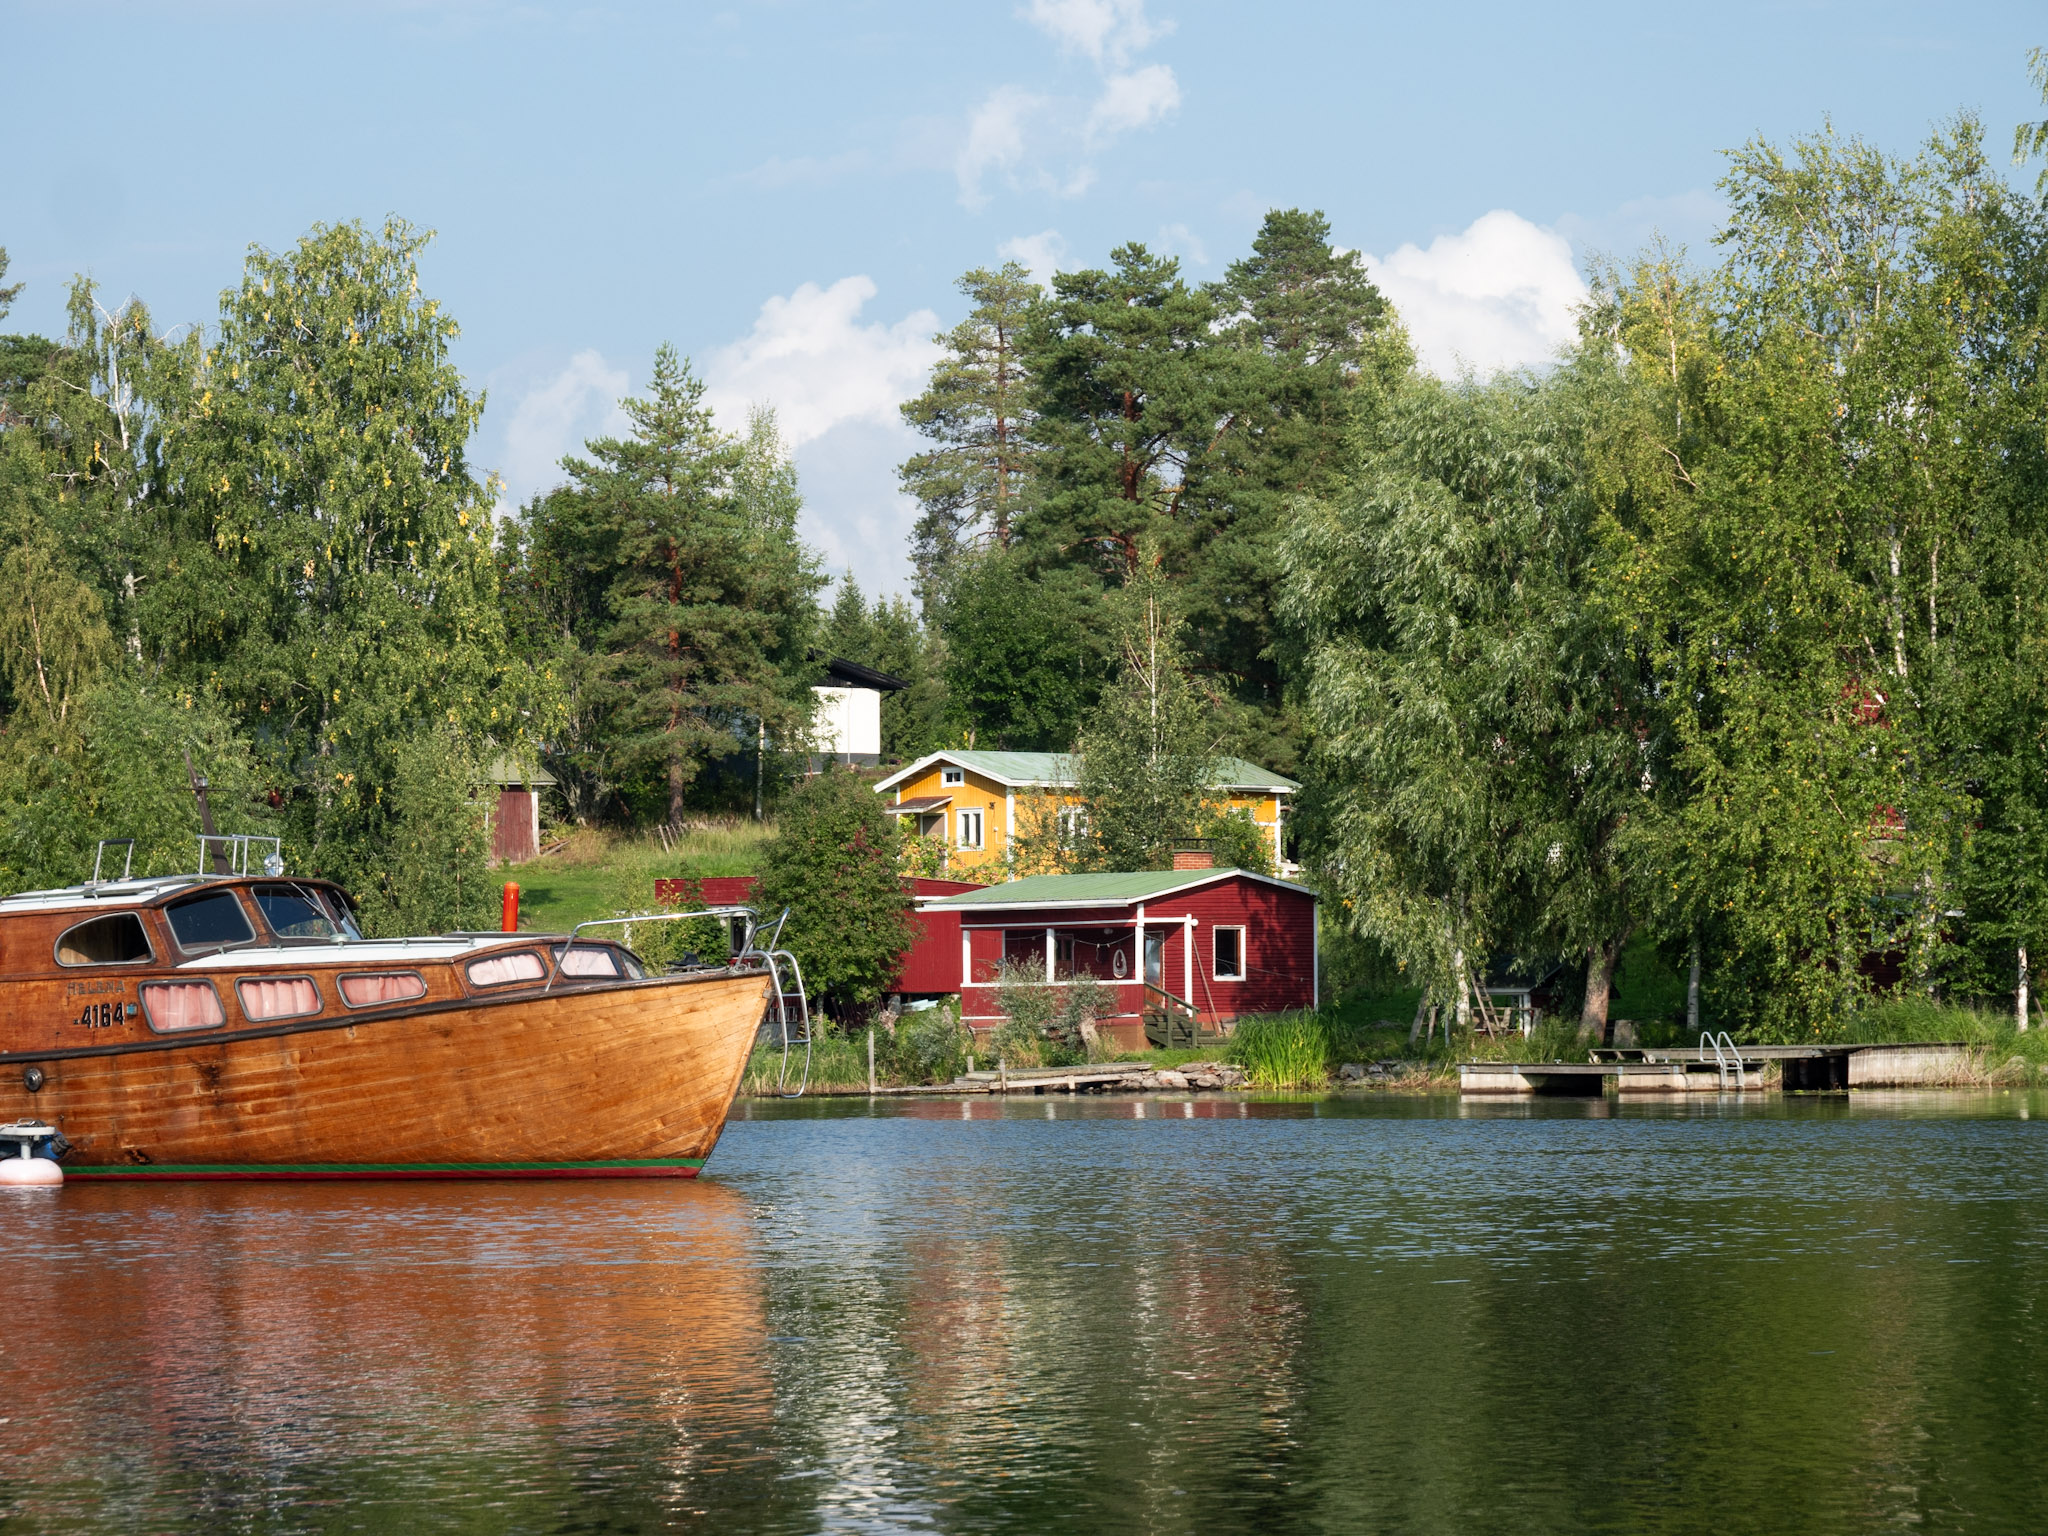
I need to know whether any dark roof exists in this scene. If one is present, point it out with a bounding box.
[888,795,952,814]
[818,656,909,692]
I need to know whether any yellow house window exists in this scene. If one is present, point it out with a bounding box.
[957,809,985,849]
[941,767,965,786]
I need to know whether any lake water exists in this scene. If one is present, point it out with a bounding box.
[4,1091,2048,1534]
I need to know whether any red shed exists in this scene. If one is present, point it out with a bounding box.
[654,878,984,995]
[914,868,1318,1050]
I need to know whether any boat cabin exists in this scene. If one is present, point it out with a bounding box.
[0,869,650,1063]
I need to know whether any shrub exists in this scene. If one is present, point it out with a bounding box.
[891,1002,972,1084]
[991,962,1116,1066]
[753,766,918,1023]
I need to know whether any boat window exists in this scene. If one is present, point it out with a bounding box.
[311,888,364,940]
[141,981,225,1032]
[237,977,322,1021]
[166,890,256,952]
[56,912,154,966]
[253,884,351,940]
[467,951,546,987]
[555,945,621,978]
[339,971,427,1007]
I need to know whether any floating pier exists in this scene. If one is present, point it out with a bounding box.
[1460,1042,1977,1095]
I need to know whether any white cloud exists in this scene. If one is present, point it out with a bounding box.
[1365,210,1588,378]
[955,85,1047,210]
[1024,0,1170,65]
[702,275,940,449]
[1154,221,1207,267]
[491,348,630,511]
[1087,63,1179,138]
[999,228,1068,285]
[955,0,1177,207]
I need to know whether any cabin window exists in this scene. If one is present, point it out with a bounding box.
[237,977,322,1021]
[556,945,622,978]
[467,951,546,987]
[339,971,427,1007]
[1213,926,1246,981]
[55,912,154,966]
[166,890,256,952]
[957,809,984,849]
[941,767,965,786]
[254,883,356,941]
[1058,806,1089,848]
[140,981,225,1032]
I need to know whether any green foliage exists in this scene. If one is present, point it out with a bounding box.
[1226,1012,1331,1088]
[0,678,272,894]
[1068,557,1216,869]
[938,549,1103,750]
[754,767,917,1021]
[346,732,494,936]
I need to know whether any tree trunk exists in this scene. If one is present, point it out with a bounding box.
[1687,940,1701,1036]
[668,748,686,828]
[2020,945,2031,1035]
[1409,990,1429,1045]
[1581,940,1619,1038]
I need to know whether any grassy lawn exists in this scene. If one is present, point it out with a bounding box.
[499,821,772,932]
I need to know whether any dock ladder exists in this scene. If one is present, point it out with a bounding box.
[1702,1031,1746,1091]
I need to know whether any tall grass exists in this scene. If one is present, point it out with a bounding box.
[1845,998,2048,1081]
[504,821,773,931]
[1227,1012,1331,1088]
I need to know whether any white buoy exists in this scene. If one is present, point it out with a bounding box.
[0,1121,63,1187]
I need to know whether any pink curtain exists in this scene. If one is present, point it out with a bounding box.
[467,952,545,987]
[339,972,427,1006]
[559,948,618,977]
[143,982,224,1032]
[238,978,320,1020]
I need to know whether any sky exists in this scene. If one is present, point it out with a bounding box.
[3,1,2043,597]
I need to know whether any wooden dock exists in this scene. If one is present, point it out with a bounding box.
[1464,1042,1977,1095]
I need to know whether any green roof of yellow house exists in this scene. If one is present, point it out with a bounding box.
[874,750,1297,795]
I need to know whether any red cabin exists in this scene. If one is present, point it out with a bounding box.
[912,868,1318,1051]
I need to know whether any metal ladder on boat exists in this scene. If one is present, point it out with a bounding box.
[744,909,812,1099]
[1702,1031,1746,1092]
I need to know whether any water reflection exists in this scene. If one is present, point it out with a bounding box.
[4,1092,2047,1533]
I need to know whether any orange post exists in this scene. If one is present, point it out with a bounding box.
[501,882,520,932]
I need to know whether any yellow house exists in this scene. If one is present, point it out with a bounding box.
[873,750,1299,877]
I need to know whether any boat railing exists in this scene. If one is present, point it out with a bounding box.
[198,834,285,878]
[90,838,136,887]
[545,906,813,1098]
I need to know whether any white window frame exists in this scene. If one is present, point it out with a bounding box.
[1057,805,1089,847]
[956,808,985,849]
[1213,925,1246,982]
[941,766,965,786]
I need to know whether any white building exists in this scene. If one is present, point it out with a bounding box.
[810,657,908,767]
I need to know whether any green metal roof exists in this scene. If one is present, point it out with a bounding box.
[875,750,1298,794]
[927,868,1315,908]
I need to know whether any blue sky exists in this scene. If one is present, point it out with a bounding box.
[3,1,2042,595]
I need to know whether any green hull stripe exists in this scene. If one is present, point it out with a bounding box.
[68,1157,705,1176]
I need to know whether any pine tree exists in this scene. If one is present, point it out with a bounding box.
[528,353,821,824]
[898,263,1041,602]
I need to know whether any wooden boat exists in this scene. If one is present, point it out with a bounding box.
[0,843,797,1179]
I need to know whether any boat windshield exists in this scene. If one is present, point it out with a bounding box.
[166,890,257,953]
[255,883,361,941]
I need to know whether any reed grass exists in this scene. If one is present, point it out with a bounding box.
[1226,1012,1332,1088]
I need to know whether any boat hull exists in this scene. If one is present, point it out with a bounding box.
[9,969,773,1180]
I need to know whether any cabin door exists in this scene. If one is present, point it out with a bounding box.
[1143,931,1166,988]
